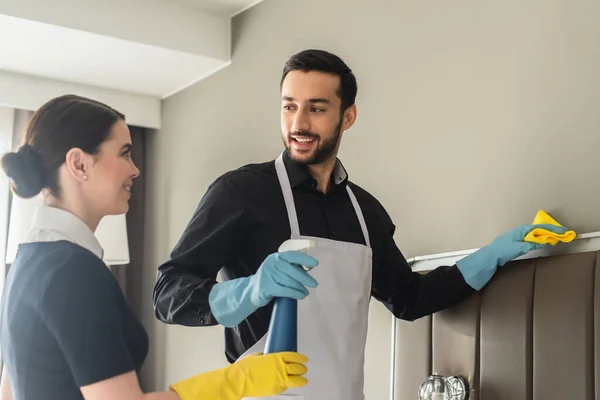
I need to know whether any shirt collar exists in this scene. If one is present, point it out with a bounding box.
[26,206,104,260]
[282,149,349,189]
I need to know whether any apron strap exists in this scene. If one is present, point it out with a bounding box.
[275,152,371,247]
[346,186,371,248]
[275,154,301,236]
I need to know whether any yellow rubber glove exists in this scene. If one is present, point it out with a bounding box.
[524,210,576,245]
[170,351,308,400]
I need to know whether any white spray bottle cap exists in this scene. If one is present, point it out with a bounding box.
[278,239,315,252]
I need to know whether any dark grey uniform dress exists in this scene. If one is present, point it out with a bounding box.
[0,206,148,400]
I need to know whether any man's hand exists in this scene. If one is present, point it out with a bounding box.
[248,251,319,307]
[456,223,569,290]
[209,250,318,327]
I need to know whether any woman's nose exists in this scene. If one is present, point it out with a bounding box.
[131,162,140,178]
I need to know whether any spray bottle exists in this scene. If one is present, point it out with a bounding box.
[264,239,315,354]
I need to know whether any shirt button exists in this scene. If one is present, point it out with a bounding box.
[198,316,205,324]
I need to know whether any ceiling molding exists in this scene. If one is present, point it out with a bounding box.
[0,70,161,129]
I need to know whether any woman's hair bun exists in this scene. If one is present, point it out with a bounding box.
[1,144,46,198]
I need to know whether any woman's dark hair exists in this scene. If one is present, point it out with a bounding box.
[1,94,124,199]
[281,49,358,113]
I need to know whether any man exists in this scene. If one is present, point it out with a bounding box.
[153,49,566,399]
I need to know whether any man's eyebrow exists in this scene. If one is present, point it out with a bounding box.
[308,98,331,104]
[282,96,331,104]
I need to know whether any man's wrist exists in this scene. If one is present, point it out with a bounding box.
[208,277,256,327]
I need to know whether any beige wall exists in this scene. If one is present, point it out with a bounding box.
[141,0,600,397]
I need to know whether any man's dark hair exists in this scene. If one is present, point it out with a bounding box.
[281,49,358,112]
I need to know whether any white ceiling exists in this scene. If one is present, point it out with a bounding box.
[163,0,263,16]
[0,0,265,99]
[0,14,226,99]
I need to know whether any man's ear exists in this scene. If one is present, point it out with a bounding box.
[65,148,90,183]
[342,104,357,131]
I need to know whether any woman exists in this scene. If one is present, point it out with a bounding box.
[0,94,309,400]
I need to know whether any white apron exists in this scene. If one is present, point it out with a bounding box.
[240,153,373,400]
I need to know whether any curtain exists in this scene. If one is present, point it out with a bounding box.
[11,110,32,150]
[113,126,146,318]
[6,110,34,275]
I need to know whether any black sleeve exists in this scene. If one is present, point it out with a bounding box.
[153,175,246,327]
[40,255,134,387]
[371,217,475,321]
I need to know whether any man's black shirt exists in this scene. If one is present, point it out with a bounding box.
[153,150,473,363]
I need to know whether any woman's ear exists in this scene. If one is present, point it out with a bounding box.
[65,148,90,183]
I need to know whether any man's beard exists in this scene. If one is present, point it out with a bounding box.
[284,117,343,165]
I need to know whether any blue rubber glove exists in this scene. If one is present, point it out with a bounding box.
[456,223,569,290]
[209,251,319,327]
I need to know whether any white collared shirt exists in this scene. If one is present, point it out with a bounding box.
[25,206,104,260]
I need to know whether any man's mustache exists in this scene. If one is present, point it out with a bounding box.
[289,131,320,139]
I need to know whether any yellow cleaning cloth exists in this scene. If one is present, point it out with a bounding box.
[524,210,576,245]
